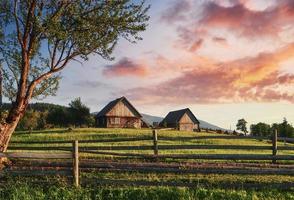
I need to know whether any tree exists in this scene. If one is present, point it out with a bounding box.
[274,118,294,138]
[0,0,149,152]
[68,97,90,127]
[46,106,69,127]
[17,110,39,131]
[250,122,271,137]
[236,118,248,135]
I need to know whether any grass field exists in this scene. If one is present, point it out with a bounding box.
[9,128,294,158]
[2,128,294,200]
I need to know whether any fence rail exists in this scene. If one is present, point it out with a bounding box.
[1,129,294,187]
[8,144,294,151]
[9,132,294,144]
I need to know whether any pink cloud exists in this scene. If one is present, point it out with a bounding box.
[189,39,204,52]
[160,0,191,24]
[125,43,294,104]
[161,0,294,52]
[200,1,277,38]
[212,37,228,46]
[103,57,148,77]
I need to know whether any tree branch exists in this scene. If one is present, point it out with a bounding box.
[13,0,24,48]
[23,0,36,48]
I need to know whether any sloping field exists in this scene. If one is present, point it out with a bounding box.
[1,128,293,199]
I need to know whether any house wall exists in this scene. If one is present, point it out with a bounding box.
[96,116,141,128]
[179,123,194,131]
[178,113,194,131]
[179,113,194,123]
[106,117,141,128]
[106,101,135,117]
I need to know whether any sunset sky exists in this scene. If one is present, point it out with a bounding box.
[44,0,294,129]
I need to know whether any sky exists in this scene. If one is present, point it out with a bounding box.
[43,0,294,130]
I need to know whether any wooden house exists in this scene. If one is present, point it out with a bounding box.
[160,108,200,131]
[96,97,142,128]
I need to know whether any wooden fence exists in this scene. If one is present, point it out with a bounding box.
[1,129,294,187]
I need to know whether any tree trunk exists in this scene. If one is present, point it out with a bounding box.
[0,116,21,152]
[0,100,27,153]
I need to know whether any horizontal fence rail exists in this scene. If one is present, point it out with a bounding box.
[8,145,294,151]
[9,136,294,145]
[0,152,72,159]
[9,137,152,144]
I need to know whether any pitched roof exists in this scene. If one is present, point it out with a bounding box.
[96,96,142,118]
[162,108,199,124]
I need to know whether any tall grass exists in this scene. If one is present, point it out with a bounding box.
[0,181,293,200]
[3,128,294,199]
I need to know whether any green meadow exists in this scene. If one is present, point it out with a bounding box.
[1,128,293,200]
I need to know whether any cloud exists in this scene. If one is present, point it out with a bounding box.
[125,43,294,104]
[189,39,203,52]
[103,57,149,77]
[212,37,228,46]
[160,0,191,24]
[74,80,115,89]
[161,0,294,52]
[200,1,276,38]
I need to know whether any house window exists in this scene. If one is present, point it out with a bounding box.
[110,117,120,124]
[114,117,120,124]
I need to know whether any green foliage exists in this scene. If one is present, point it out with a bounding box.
[69,97,91,126]
[17,110,40,131]
[236,119,248,135]
[250,118,294,138]
[273,118,294,138]
[46,106,69,127]
[250,123,271,137]
[0,181,293,200]
[0,0,149,101]
[16,98,94,130]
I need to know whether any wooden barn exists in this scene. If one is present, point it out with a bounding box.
[96,97,142,128]
[160,108,200,131]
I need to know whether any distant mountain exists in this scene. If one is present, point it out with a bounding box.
[141,113,163,125]
[141,113,228,131]
[197,119,227,131]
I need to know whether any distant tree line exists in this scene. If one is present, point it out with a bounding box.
[1,98,95,131]
[250,118,294,138]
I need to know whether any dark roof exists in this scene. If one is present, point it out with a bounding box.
[162,108,199,124]
[96,96,142,118]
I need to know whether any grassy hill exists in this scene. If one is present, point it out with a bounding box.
[2,128,294,200]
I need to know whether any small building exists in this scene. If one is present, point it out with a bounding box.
[96,97,142,128]
[160,108,200,131]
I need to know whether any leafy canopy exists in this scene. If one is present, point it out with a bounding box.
[0,0,149,101]
[236,118,248,135]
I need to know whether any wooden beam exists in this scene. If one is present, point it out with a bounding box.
[73,140,79,187]
[8,145,294,151]
[0,152,72,159]
[153,129,158,156]
[272,129,278,164]
[78,150,294,161]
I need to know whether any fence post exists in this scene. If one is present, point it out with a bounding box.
[153,129,158,156]
[272,129,278,164]
[73,140,79,187]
